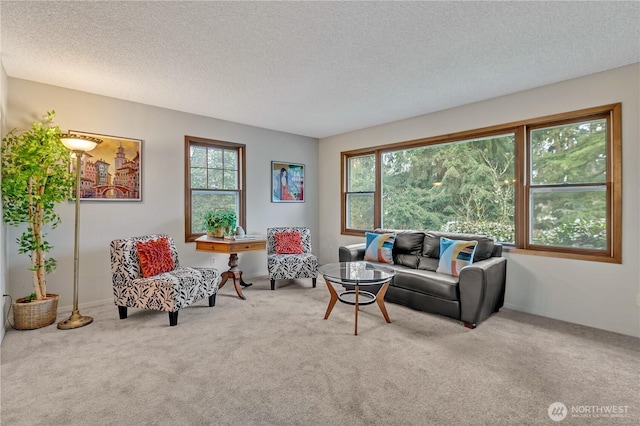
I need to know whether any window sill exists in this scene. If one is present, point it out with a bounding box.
[503,246,621,264]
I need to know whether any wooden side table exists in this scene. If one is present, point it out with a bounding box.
[195,235,266,300]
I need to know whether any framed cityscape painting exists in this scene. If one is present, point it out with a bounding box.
[271,161,304,202]
[69,130,142,201]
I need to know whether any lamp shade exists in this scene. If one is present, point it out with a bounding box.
[59,133,102,152]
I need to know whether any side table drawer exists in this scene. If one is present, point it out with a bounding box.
[195,236,266,254]
[234,241,266,252]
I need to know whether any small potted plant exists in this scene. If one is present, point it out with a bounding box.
[1,111,75,329]
[204,209,237,237]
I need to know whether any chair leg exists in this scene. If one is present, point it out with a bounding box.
[169,311,179,326]
[118,306,128,319]
[209,293,216,307]
[312,278,317,288]
[271,279,275,290]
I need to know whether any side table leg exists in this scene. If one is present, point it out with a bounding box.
[219,253,247,300]
[218,273,229,290]
[228,270,246,300]
[323,279,338,320]
[217,271,247,300]
[230,252,252,287]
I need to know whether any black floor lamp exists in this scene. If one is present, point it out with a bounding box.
[57,133,102,330]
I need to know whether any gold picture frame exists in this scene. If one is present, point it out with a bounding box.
[69,130,142,201]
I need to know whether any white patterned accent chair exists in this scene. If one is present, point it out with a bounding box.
[110,234,220,326]
[267,227,318,290]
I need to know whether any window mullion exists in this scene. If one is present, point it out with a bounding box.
[515,125,528,249]
[374,150,382,229]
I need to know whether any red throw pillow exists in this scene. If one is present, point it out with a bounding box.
[274,231,304,254]
[136,237,175,278]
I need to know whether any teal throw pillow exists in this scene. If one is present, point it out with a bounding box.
[436,238,478,277]
[364,232,396,264]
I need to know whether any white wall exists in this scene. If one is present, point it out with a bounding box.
[1,62,8,342]
[5,78,319,311]
[319,64,640,337]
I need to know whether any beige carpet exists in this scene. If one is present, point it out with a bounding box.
[1,277,638,425]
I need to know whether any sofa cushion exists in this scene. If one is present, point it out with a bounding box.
[390,230,425,268]
[364,232,395,264]
[436,238,478,277]
[374,229,423,268]
[417,256,439,271]
[422,231,495,261]
[392,230,425,253]
[396,254,419,269]
[391,267,459,301]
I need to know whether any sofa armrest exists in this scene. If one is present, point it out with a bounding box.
[458,257,507,328]
[338,243,366,262]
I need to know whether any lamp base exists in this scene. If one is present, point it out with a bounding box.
[57,310,93,330]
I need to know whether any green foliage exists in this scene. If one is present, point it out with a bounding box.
[445,221,515,244]
[531,120,606,184]
[190,145,238,190]
[191,192,237,234]
[347,193,374,230]
[380,135,516,242]
[204,209,237,235]
[533,218,606,249]
[1,111,75,299]
[348,155,375,192]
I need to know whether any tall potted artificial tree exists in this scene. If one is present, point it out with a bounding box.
[1,111,75,329]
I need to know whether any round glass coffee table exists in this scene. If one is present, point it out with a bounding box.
[318,261,396,335]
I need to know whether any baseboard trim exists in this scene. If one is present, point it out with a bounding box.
[56,298,114,315]
[502,302,638,338]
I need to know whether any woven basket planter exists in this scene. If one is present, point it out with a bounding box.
[12,294,59,330]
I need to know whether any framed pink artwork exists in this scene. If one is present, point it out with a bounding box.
[271,161,304,203]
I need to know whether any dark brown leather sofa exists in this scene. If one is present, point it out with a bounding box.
[338,229,507,329]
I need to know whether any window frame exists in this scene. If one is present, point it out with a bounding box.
[341,103,622,263]
[342,153,378,233]
[184,135,246,242]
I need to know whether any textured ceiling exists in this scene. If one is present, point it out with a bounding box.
[1,1,639,139]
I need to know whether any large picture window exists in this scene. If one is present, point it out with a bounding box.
[185,136,245,242]
[342,104,621,263]
[381,134,516,243]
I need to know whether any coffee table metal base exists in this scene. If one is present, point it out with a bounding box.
[323,280,391,336]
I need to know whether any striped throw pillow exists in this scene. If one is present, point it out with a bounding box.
[436,238,477,277]
[364,232,396,264]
